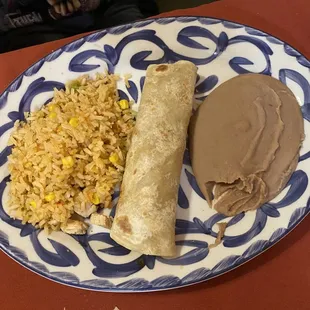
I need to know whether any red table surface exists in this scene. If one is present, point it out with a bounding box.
[0,1,309,309]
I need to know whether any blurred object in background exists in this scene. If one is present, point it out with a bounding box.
[0,0,218,53]
[0,0,46,32]
[0,0,158,53]
[47,0,101,20]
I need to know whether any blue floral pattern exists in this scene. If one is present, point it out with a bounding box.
[0,17,309,292]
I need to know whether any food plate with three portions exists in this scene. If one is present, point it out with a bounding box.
[0,17,309,291]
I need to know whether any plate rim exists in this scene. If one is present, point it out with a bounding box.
[0,15,309,292]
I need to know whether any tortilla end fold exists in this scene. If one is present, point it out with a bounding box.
[110,231,177,257]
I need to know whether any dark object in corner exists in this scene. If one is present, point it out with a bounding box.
[0,0,159,53]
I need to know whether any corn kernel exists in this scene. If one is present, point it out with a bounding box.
[62,156,74,168]
[30,201,37,208]
[49,112,57,119]
[45,193,55,202]
[48,104,57,112]
[119,99,129,110]
[69,117,79,127]
[25,162,32,168]
[91,193,100,205]
[109,153,119,164]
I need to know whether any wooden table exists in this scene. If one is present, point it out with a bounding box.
[0,1,309,309]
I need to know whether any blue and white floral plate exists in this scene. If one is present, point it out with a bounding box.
[0,17,309,292]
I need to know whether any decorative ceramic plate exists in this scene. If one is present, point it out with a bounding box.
[0,17,309,292]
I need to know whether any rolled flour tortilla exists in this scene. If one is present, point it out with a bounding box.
[110,61,197,256]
